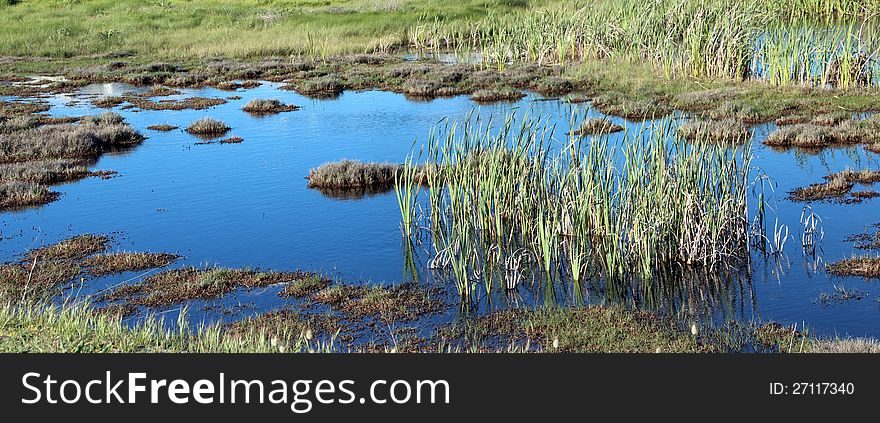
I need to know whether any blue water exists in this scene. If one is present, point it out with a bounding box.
[2,81,879,338]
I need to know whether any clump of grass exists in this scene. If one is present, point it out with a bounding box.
[146,124,178,131]
[764,123,840,149]
[0,159,90,184]
[0,112,144,162]
[765,117,879,150]
[242,99,299,115]
[27,234,110,261]
[0,301,325,353]
[278,274,331,298]
[677,119,751,144]
[219,136,243,144]
[312,283,444,321]
[569,118,624,136]
[826,256,880,278]
[84,252,180,276]
[0,181,58,210]
[789,172,853,201]
[288,75,344,98]
[0,260,82,299]
[850,190,880,203]
[470,87,525,103]
[533,76,573,96]
[185,118,230,136]
[92,96,125,109]
[104,266,309,307]
[126,96,226,111]
[790,168,880,202]
[812,111,852,126]
[307,160,399,190]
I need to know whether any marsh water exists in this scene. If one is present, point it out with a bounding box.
[2,80,880,340]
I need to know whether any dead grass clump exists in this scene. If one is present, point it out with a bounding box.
[242,99,299,114]
[27,234,110,261]
[218,136,243,144]
[312,283,444,321]
[0,260,82,298]
[0,159,90,184]
[0,100,49,117]
[764,124,837,149]
[400,79,443,98]
[867,143,880,154]
[126,96,226,111]
[826,256,880,278]
[146,124,178,131]
[307,160,399,190]
[569,118,624,136]
[278,274,331,298]
[91,96,125,109]
[185,118,230,136]
[0,181,58,210]
[789,169,880,202]
[677,119,750,144]
[0,115,38,133]
[0,113,144,163]
[470,87,525,103]
[789,173,853,201]
[104,267,308,307]
[851,190,880,203]
[287,75,344,97]
[836,168,880,185]
[84,252,180,276]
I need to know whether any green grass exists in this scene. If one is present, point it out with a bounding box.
[0,300,328,352]
[0,0,540,60]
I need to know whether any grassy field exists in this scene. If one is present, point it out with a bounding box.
[0,0,543,60]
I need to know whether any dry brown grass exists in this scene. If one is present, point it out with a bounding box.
[826,256,880,278]
[470,87,525,103]
[307,160,400,190]
[241,99,299,114]
[84,252,180,276]
[570,118,624,136]
[0,181,57,210]
[27,234,110,261]
[127,96,226,111]
[185,118,230,136]
[103,267,311,307]
[146,124,178,131]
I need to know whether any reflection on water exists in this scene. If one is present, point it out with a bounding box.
[1,81,880,337]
